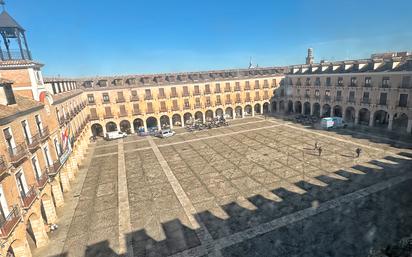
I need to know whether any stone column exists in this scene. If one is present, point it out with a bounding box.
[144,120,148,131]
[369,114,374,127]
[202,112,206,123]
[29,214,49,247]
[252,107,255,117]
[41,196,57,224]
[10,237,32,257]
[388,118,394,131]
[69,156,79,176]
[181,115,184,126]
[51,181,64,207]
[64,163,74,181]
[60,169,71,192]
[355,112,360,125]
[169,116,173,129]
[407,120,412,133]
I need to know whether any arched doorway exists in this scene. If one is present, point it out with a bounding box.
[263,102,269,114]
[184,112,193,125]
[225,107,233,119]
[8,239,30,257]
[373,110,389,128]
[105,121,117,132]
[344,107,356,123]
[91,123,103,137]
[358,108,371,125]
[205,110,214,121]
[195,111,203,123]
[322,104,331,117]
[333,105,343,117]
[303,102,311,115]
[172,114,182,127]
[286,100,292,113]
[160,115,170,129]
[27,213,48,248]
[120,120,131,133]
[146,117,158,130]
[235,106,243,118]
[393,113,409,132]
[271,101,277,112]
[41,194,57,225]
[254,103,261,114]
[244,105,252,116]
[294,101,302,114]
[312,103,320,117]
[215,108,223,118]
[133,118,144,132]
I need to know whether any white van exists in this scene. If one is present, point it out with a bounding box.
[157,129,175,138]
[321,117,347,129]
[105,131,127,140]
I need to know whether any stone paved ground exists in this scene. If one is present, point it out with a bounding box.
[39,117,412,257]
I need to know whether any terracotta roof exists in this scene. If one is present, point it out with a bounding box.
[0,59,43,68]
[0,94,44,124]
[51,89,83,105]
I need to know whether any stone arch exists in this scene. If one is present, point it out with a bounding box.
[27,212,48,248]
[263,102,269,114]
[184,112,193,125]
[172,114,182,127]
[271,101,277,112]
[133,118,144,132]
[146,117,158,130]
[373,110,390,128]
[105,121,117,132]
[303,102,311,115]
[225,107,233,119]
[235,106,243,118]
[244,105,252,116]
[333,105,343,117]
[160,115,170,129]
[285,100,292,113]
[205,110,214,121]
[312,103,321,117]
[344,106,356,123]
[41,193,57,225]
[294,101,302,114]
[91,123,103,137]
[358,108,371,125]
[119,120,131,134]
[8,239,31,257]
[195,111,204,122]
[215,108,224,118]
[322,104,331,117]
[393,112,409,132]
[254,103,261,114]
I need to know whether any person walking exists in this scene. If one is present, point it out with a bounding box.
[356,148,362,158]
[318,146,322,156]
[314,141,319,150]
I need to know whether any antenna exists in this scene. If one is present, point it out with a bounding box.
[0,0,5,11]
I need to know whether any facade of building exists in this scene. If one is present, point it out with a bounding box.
[0,10,90,257]
[272,52,412,133]
[74,70,284,136]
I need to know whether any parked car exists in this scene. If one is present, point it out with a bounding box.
[105,131,127,140]
[156,129,176,138]
[321,117,347,129]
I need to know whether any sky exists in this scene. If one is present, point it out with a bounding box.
[5,0,412,77]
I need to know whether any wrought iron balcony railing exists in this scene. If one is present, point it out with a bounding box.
[36,171,49,189]
[0,206,21,239]
[21,186,37,209]
[8,144,27,164]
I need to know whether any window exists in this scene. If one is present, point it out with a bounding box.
[305,77,311,86]
[206,97,211,106]
[296,78,302,86]
[215,83,221,93]
[401,76,411,88]
[194,85,200,95]
[326,77,331,86]
[133,103,140,113]
[315,77,321,86]
[315,90,320,97]
[160,101,166,111]
[336,90,342,97]
[0,185,10,221]
[195,98,201,107]
[146,102,153,112]
[337,77,343,86]
[105,106,112,117]
[245,81,250,90]
[119,105,127,114]
[349,91,355,101]
[350,77,357,86]
[90,108,98,118]
[117,91,124,100]
[365,77,371,86]
[325,90,331,97]
[54,138,62,156]
[21,120,32,144]
[3,127,14,152]
[379,93,387,105]
[204,84,211,94]
[145,89,152,99]
[363,92,370,103]
[216,95,221,105]
[43,146,52,167]
[254,80,260,89]
[272,79,277,87]
[225,83,231,92]
[172,100,178,110]
[15,169,28,199]
[171,87,178,97]
[236,93,241,102]
[305,89,310,96]
[158,88,165,98]
[382,77,390,88]
[235,82,241,91]
[297,89,300,95]
[87,94,95,104]
[399,94,408,107]
[184,99,190,108]
[131,90,138,96]
[245,92,250,101]
[226,94,231,102]
[102,93,110,103]
[31,156,41,180]
[3,84,16,105]
[35,115,43,133]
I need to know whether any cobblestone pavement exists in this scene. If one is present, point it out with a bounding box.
[43,117,412,257]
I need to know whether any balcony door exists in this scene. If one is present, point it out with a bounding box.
[21,120,32,144]
[15,170,28,199]
[43,146,52,167]
[31,156,42,181]
[0,185,9,224]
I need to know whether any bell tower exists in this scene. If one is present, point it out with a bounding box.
[0,1,46,101]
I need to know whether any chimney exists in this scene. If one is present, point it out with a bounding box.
[0,80,16,105]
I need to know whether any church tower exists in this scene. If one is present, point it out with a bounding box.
[306,48,314,65]
[0,2,46,101]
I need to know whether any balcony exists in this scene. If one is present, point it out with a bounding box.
[234,87,241,92]
[89,115,99,121]
[263,84,269,89]
[304,94,311,100]
[235,99,242,104]
[102,100,111,104]
[363,83,373,88]
[21,186,37,209]
[87,101,96,106]
[172,106,180,111]
[224,88,231,93]
[361,98,371,104]
[204,91,211,95]
[39,127,50,141]
[0,156,7,175]
[377,101,387,107]
[195,103,202,108]
[104,114,114,119]
[118,112,128,117]
[193,91,201,96]
[245,98,251,102]
[36,171,49,189]
[27,134,40,151]
[158,94,166,100]
[130,96,139,102]
[254,97,261,101]
[244,87,251,91]
[182,93,190,97]
[214,90,221,94]
[145,96,153,101]
[159,108,168,113]
[8,144,27,164]
[225,100,232,105]
[335,96,343,102]
[323,96,331,102]
[0,206,21,239]
[349,83,357,88]
[116,97,126,103]
[146,109,154,114]
[170,93,179,98]
[132,110,141,115]
[347,98,356,104]
[183,105,191,110]
[47,160,62,176]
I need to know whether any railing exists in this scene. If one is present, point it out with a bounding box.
[377,101,387,106]
[347,98,356,103]
[182,93,190,97]
[158,94,166,99]
[118,112,128,117]
[39,127,50,141]
[0,156,7,174]
[193,91,201,96]
[349,83,357,88]
[104,114,114,119]
[130,96,139,102]
[102,100,110,104]
[132,110,141,115]
[47,160,62,176]
[7,144,27,164]
[145,96,153,100]
[214,90,221,94]
[204,91,211,95]
[0,49,31,61]
[146,109,154,114]
[323,96,331,102]
[116,98,125,103]
[159,108,168,113]
[36,171,49,189]
[234,87,241,91]
[21,186,37,209]
[0,206,21,238]
[27,134,40,150]
[170,93,179,98]
[361,98,371,104]
[183,105,191,110]
[172,107,180,111]
[335,96,343,102]
[225,100,232,105]
[363,83,373,88]
[89,115,99,121]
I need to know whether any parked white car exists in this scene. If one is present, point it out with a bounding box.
[156,129,175,138]
[105,131,127,140]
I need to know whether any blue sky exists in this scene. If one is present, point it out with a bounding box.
[7,0,412,77]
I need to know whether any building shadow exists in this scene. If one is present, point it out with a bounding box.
[52,152,412,257]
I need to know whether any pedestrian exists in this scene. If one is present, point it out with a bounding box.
[318,146,322,156]
[356,148,362,158]
[314,141,319,150]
